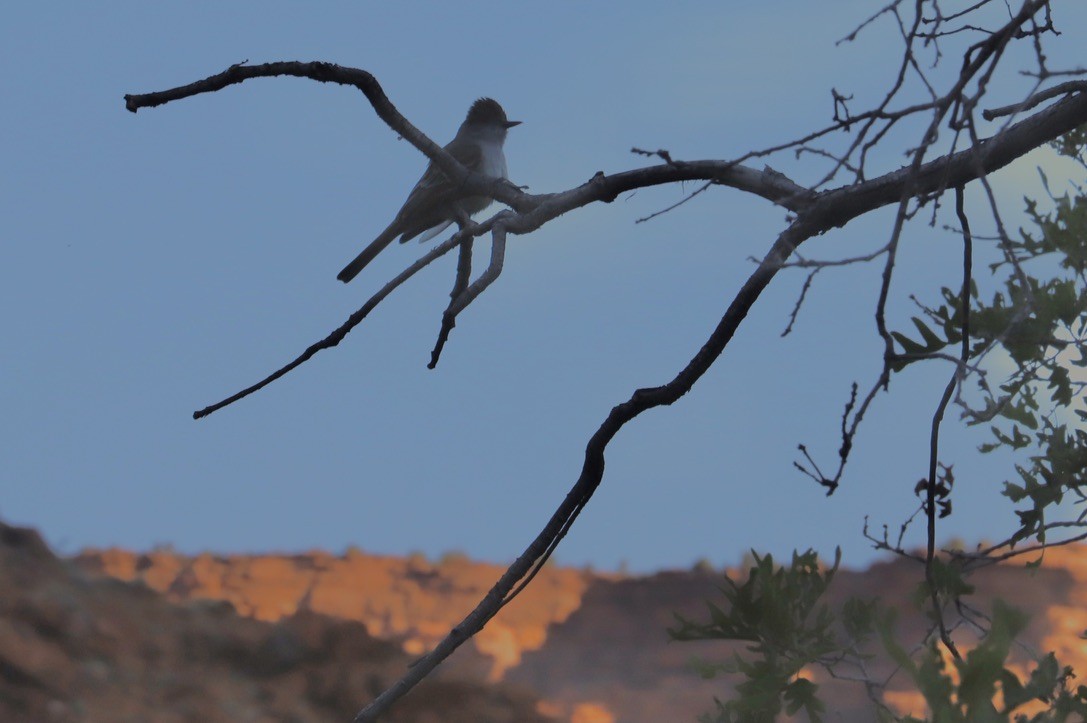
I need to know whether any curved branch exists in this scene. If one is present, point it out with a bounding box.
[125,60,1087,719]
[192,223,475,419]
[203,83,1087,417]
[123,61,818,220]
[353,88,1087,721]
[803,89,1087,230]
[126,59,1087,255]
[353,220,815,722]
[125,61,532,214]
[429,219,508,368]
[982,80,1087,120]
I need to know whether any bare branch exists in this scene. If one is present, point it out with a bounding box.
[429,219,509,368]
[955,525,1087,568]
[428,234,475,370]
[124,61,531,214]
[917,186,974,662]
[352,217,814,722]
[125,12,1087,715]
[635,181,712,224]
[768,245,890,270]
[191,222,475,419]
[780,268,821,337]
[181,81,1087,418]
[983,79,1087,119]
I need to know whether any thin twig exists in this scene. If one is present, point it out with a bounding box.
[635,181,712,224]
[353,222,815,722]
[781,268,820,337]
[983,80,1087,119]
[193,225,479,418]
[429,220,508,368]
[919,185,974,663]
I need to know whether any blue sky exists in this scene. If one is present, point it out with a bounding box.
[3,4,1084,572]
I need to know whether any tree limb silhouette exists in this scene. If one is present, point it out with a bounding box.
[122,12,1087,718]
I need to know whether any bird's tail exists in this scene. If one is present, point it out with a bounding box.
[337,224,401,283]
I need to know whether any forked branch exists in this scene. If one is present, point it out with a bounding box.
[355,90,1087,722]
[123,51,1087,722]
[127,63,1087,420]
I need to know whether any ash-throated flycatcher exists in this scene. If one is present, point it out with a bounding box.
[336,98,520,283]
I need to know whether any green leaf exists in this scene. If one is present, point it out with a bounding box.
[783,677,824,721]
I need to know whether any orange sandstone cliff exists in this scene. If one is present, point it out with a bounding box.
[3,522,1084,723]
[0,523,549,723]
[70,542,1087,723]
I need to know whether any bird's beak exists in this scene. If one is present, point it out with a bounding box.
[504,120,522,129]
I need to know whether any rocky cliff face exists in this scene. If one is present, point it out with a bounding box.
[0,523,548,723]
[73,546,597,683]
[69,542,1087,722]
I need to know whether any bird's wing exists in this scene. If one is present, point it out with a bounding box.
[400,140,483,212]
[338,139,484,281]
[390,139,488,244]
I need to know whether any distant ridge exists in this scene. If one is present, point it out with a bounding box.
[71,541,1087,722]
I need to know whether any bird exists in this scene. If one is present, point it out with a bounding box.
[337,98,520,283]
